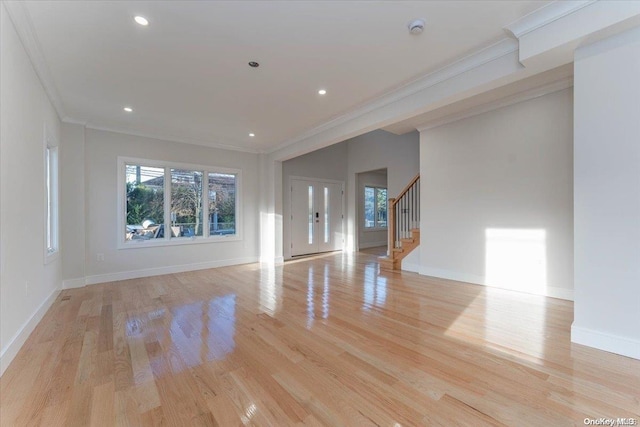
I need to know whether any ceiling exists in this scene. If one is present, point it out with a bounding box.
[21,1,551,152]
[383,63,574,134]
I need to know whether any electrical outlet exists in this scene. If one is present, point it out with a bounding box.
[97,253,105,262]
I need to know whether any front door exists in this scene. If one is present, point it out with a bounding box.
[291,179,343,256]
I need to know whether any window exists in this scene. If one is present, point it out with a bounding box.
[364,186,387,229]
[120,158,240,247]
[208,172,237,236]
[44,145,59,261]
[171,169,204,238]
[125,165,165,240]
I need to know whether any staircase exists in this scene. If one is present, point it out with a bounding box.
[379,174,420,271]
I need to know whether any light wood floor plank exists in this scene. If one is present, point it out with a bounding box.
[1,250,639,426]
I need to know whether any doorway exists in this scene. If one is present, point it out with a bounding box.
[357,169,388,253]
[290,178,344,256]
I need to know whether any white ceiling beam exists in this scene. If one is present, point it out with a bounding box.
[509,0,640,69]
[269,38,522,161]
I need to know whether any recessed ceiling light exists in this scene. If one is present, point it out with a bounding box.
[318,89,327,95]
[134,16,149,26]
[248,61,260,68]
[123,107,133,112]
[249,133,255,137]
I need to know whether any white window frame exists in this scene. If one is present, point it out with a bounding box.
[363,185,388,231]
[44,131,60,263]
[117,156,242,249]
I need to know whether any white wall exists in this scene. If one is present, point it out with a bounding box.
[0,4,62,375]
[259,154,284,264]
[357,170,388,249]
[420,88,574,300]
[573,27,640,360]
[82,129,260,283]
[60,123,86,288]
[347,130,420,252]
[281,129,419,258]
[282,143,348,259]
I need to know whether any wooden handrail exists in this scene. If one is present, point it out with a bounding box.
[390,174,420,208]
[385,174,420,267]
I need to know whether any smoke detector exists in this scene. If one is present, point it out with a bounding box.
[408,19,425,35]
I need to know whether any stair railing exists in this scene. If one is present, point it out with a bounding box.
[388,174,420,256]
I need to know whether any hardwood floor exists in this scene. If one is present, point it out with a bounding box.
[358,245,388,256]
[1,252,639,426]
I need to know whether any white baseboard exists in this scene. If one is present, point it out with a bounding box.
[62,277,86,289]
[418,266,573,301]
[359,241,387,249]
[401,262,420,273]
[85,257,258,285]
[260,256,285,265]
[571,324,640,360]
[0,287,60,377]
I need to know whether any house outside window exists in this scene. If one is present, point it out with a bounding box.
[119,157,240,248]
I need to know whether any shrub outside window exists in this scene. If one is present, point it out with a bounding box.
[120,158,240,248]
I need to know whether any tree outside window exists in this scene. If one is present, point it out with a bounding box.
[364,186,387,229]
[123,161,239,243]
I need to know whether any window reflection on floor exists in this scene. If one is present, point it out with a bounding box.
[322,264,330,319]
[167,294,236,368]
[307,266,315,329]
[363,263,386,310]
[260,265,280,315]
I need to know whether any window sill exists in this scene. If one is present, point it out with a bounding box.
[118,234,242,250]
[363,228,388,233]
[44,250,59,265]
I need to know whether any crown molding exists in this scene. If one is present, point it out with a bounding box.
[268,37,519,155]
[68,120,262,154]
[505,0,597,39]
[61,116,87,127]
[416,77,573,132]
[3,0,67,120]
[5,1,259,156]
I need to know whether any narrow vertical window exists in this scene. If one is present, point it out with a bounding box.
[45,145,59,259]
[324,186,329,243]
[377,188,387,227]
[308,185,314,244]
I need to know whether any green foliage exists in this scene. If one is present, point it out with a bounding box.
[377,188,387,221]
[126,182,164,225]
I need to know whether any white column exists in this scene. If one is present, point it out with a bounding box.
[573,26,640,359]
[258,153,283,264]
